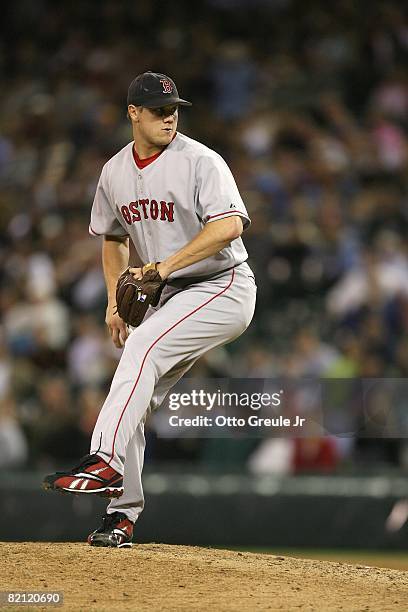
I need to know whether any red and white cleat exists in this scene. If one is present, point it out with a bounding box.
[88,512,134,548]
[42,454,123,498]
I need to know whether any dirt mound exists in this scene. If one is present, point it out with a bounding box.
[1,542,407,611]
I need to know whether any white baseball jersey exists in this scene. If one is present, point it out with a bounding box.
[89,132,251,279]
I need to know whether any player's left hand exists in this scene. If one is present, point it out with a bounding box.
[106,301,129,348]
[116,265,167,328]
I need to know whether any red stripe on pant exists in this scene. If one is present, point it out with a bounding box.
[108,269,235,463]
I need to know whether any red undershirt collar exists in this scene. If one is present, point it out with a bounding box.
[132,133,177,169]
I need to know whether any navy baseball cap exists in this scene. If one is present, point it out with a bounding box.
[127,71,192,108]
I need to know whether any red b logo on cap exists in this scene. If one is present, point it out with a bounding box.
[160,79,173,94]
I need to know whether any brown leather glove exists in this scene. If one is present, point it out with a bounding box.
[115,264,166,327]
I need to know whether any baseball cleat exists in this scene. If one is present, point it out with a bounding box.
[88,512,134,548]
[42,454,124,498]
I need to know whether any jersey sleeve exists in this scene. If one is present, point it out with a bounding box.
[195,154,251,230]
[89,164,128,237]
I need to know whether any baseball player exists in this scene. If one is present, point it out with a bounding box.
[43,71,256,547]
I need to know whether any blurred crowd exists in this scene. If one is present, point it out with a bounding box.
[1,0,408,472]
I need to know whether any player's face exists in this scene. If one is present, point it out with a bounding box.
[131,104,179,149]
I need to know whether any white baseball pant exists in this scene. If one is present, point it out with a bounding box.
[90,262,256,522]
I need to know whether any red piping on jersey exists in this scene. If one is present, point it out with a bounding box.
[108,269,235,463]
[89,224,128,238]
[208,211,250,221]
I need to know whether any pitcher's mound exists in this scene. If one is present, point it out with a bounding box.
[1,542,407,611]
